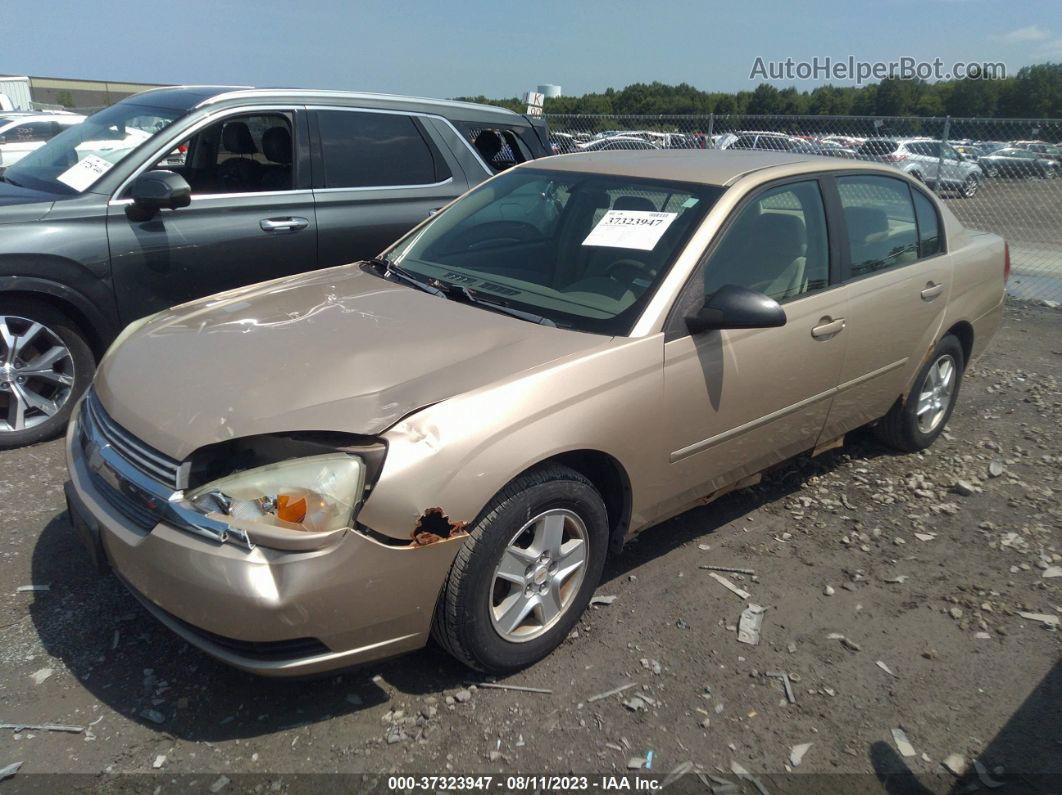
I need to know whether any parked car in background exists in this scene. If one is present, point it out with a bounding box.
[819,134,865,149]
[724,131,802,151]
[578,136,660,151]
[791,140,858,159]
[976,141,1009,155]
[1011,140,1062,159]
[65,149,1006,676]
[0,85,549,447]
[977,147,1060,179]
[856,138,983,197]
[0,112,84,173]
[549,131,580,154]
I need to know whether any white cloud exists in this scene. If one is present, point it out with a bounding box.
[997,25,1052,44]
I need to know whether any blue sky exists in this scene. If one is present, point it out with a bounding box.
[3,0,1060,98]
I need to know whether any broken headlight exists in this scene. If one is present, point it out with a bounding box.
[186,453,365,534]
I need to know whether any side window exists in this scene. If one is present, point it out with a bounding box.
[4,122,57,143]
[703,180,830,303]
[318,111,448,188]
[142,112,295,195]
[912,189,941,258]
[837,175,919,277]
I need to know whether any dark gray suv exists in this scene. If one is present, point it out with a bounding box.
[0,86,549,446]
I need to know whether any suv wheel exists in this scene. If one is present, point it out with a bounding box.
[960,175,980,198]
[0,299,94,448]
[874,334,964,453]
[432,464,609,672]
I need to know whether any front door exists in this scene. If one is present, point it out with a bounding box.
[106,108,317,323]
[661,178,847,515]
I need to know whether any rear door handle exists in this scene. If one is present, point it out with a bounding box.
[920,281,944,301]
[811,317,846,339]
[259,217,309,233]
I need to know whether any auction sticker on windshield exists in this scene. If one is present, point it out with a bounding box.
[582,210,677,250]
[56,154,114,192]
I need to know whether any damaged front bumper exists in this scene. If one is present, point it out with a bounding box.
[65,401,465,676]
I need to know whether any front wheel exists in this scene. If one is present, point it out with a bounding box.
[959,175,980,198]
[0,299,94,448]
[874,334,964,453]
[432,464,609,673]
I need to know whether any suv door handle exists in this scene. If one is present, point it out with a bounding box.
[811,317,845,339]
[920,281,944,301]
[259,217,309,233]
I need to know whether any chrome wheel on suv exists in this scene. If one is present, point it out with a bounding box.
[0,301,93,448]
[960,175,980,198]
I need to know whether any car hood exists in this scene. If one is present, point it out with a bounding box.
[95,265,608,460]
[0,179,55,218]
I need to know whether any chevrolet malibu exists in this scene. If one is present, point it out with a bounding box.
[65,151,1007,675]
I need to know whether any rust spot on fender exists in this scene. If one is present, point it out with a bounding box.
[411,507,469,546]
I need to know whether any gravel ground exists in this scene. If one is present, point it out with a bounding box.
[0,302,1058,793]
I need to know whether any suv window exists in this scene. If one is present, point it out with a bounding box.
[838,175,919,277]
[144,112,295,195]
[318,110,448,188]
[912,189,941,258]
[703,180,830,303]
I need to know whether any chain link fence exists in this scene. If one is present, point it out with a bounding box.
[545,114,1062,304]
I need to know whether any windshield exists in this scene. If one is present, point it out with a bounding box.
[383,168,724,335]
[2,101,184,195]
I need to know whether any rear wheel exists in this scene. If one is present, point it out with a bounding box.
[432,464,609,672]
[0,299,94,449]
[959,174,980,198]
[875,334,964,453]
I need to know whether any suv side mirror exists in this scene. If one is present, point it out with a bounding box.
[685,284,787,334]
[126,170,191,221]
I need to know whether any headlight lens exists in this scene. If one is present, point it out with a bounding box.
[186,453,365,534]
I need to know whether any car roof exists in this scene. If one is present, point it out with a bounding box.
[529,149,906,187]
[126,85,525,125]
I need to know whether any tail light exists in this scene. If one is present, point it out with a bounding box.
[1003,241,1011,282]
[178,143,188,154]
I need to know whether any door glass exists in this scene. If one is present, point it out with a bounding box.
[703,180,830,302]
[317,110,447,188]
[142,112,295,195]
[837,176,919,276]
[912,190,941,258]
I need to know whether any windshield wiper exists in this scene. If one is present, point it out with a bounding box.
[439,283,556,327]
[364,257,445,297]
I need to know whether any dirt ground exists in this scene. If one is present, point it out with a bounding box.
[0,302,1058,794]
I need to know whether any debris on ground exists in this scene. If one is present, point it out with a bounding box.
[891,728,917,757]
[475,682,552,694]
[737,604,767,645]
[29,668,53,685]
[0,762,22,782]
[589,595,618,606]
[1,723,83,734]
[640,658,663,675]
[627,756,646,769]
[824,584,835,596]
[1042,566,1062,579]
[152,754,166,769]
[660,761,694,789]
[1016,611,1059,627]
[453,689,472,703]
[765,671,796,704]
[707,572,751,600]
[16,584,49,592]
[587,682,637,703]
[209,775,231,793]
[730,759,771,795]
[698,565,756,575]
[973,759,1005,789]
[789,742,812,767]
[943,753,968,776]
[876,661,897,677]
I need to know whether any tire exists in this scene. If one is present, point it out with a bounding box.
[874,334,964,453]
[0,298,94,449]
[959,175,979,198]
[432,464,609,673]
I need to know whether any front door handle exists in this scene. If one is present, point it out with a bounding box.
[811,317,846,339]
[259,217,309,233]
[920,281,944,301]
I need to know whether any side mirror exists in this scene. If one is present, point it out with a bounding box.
[126,169,191,221]
[685,284,787,334]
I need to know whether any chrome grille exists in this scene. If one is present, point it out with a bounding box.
[81,391,185,491]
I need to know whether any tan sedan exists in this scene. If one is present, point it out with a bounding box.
[65,151,1007,675]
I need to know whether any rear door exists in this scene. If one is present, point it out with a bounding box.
[819,173,952,439]
[106,106,318,322]
[660,177,848,516]
[310,108,470,267]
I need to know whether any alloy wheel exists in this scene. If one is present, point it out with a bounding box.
[0,315,76,433]
[916,354,956,434]
[489,509,589,643]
